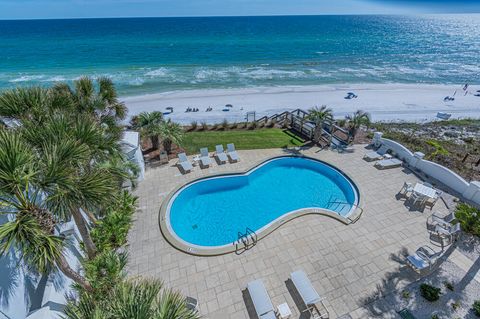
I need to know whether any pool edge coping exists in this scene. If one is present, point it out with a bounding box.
[158,153,365,256]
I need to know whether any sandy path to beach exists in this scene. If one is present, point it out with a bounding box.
[122,83,480,124]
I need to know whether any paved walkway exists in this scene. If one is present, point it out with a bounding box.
[127,145,451,319]
[448,250,480,283]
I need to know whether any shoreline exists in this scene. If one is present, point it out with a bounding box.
[122,83,480,124]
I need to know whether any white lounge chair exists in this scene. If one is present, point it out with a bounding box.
[427,212,455,231]
[177,153,193,173]
[227,143,239,162]
[246,279,276,319]
[435,223,461,244]
[406,246,441,273]
[374,158,402,169]
[199,147,212,167]
[215,145,228,164]
[290,270,328,319]
[363,145,389,161]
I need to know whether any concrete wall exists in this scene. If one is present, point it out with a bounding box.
[375,133,480,206]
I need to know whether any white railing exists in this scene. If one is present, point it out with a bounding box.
[374,132,480,206]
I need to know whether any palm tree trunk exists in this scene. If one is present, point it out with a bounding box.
[84,209,98,224]
[56,254,92,292]
[151,136,159,150]
[72,208,97,259]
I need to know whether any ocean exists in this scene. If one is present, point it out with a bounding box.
[1,15,480,96]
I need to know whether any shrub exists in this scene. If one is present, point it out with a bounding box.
[248,122,257,130]
[473,300,480,316]
[401,290,411,299]
[265,120,275,128]
[91,191,138,252]
[455,203,480,236]
[200,121,208,131]
[221,119,229,130]
[431,315,439,319]
[451,300,461,311]
[443,280,454,291]
[210,123,219,130]
[420,283,441,302]
[190,121,198,131]
[230,122,238,129]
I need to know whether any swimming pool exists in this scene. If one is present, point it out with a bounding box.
[163,156,359,252]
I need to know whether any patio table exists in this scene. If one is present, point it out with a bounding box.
[413,183,436,199]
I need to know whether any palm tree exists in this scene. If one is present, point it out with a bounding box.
[307,105,333,144]
[160,119,184,154]
[0,129,91,291]
[134,111,164,150]
[19,113,119,259]
[52,77,127,127]
[345,110,371,142]
[64,279,201,319]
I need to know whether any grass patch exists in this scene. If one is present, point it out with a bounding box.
[181,128,305,154]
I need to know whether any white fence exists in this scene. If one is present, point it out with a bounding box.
[374,132,480,206]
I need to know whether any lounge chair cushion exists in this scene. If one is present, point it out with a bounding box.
[291,270,321,306]
[407,254,428,270]
[247,280,274,317]
[375,158,402,168]
[364,145,389,160]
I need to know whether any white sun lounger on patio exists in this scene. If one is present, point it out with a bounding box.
[374,158,402,169]
[363,145,389,161]
[177,153,193,173]
[215,145,228,164]
[227,143,239,162]
[199,147,212,167]
[406,246,441,273]
[247,279,276,319]
[291,270,328,318]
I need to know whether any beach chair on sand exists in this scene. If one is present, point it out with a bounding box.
[290,270,328,319]
[363,145,389,161]
[374,158,402,169]
[177,153,193,173]
[199,147,212,167]
[246,279,276,319]
[215,145,228,164]
[227,143,239,162]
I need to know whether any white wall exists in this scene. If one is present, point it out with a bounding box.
[376,134,480,206]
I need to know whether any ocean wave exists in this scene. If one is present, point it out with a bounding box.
[145,67,169,77]
[9,75,45,83]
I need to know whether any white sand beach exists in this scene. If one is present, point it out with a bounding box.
[123,83,480,124]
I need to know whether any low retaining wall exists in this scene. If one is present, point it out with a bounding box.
[373,132,480,207]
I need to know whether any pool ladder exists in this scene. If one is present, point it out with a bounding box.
[235,227,257,254]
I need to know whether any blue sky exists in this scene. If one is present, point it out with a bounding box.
[0,0,479,19]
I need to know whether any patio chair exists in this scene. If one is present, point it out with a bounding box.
[363,145,389,161]
[215,145,228,164]
[406,246,441,273]
[374,158,402,169]
[399,182,414,196]
[435,223,461,244]
[409,191,426,207]
[199,147,212,167]
[186,296,199,313]
[246,279,276,319]
[427,212,455,231]
[290,270,328,319]
[227,143,239,162]
[177,153,193,173]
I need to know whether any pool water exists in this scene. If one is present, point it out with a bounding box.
[168,157,358,247]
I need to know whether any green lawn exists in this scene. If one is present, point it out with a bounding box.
[181,128,305,154]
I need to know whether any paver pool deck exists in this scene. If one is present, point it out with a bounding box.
[127,145,452,319]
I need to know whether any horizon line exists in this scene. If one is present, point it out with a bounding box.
[1,12,479,22]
